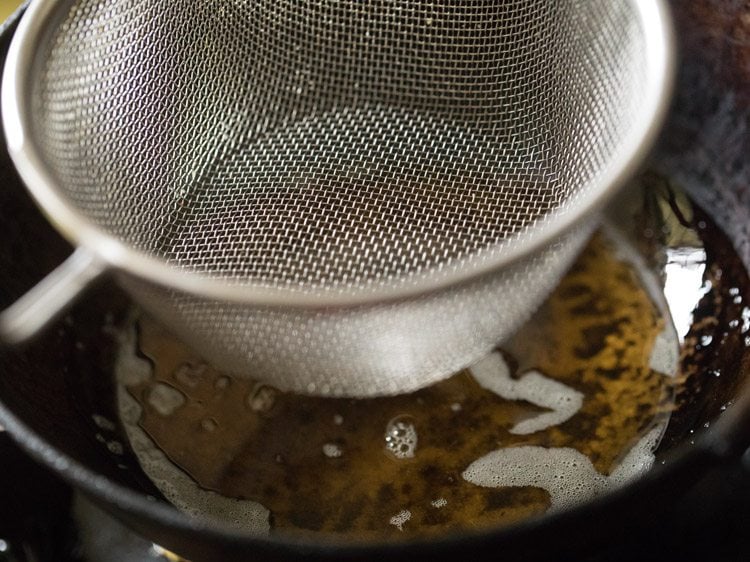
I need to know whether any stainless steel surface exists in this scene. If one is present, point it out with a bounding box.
[0,248,104,343]
[1,0,673,396]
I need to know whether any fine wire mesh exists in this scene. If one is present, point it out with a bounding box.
[124,223,594,395]
[20,0,656,395]
[33,0,645,292]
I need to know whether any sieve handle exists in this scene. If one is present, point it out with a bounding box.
[0,248,106,344]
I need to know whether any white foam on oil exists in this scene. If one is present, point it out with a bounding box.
[173,363,206,388]
[389,509,411,531]
[469,352,583,435]
[461,230,673,516]
[322,442,343,458]
[431,498,447,508]
[147,383,186,417]
[92,414,116,431]
[115,323,270,535]
[463,446,606,511]
[463,423,665,513]
[114,325,152,386]
[609,425,666,486]
[106,440,124,455]
[384,416,418,459]
[649,324,680,377]
[246,385,277,413]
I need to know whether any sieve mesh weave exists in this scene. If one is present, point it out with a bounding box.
[33,0,644,292]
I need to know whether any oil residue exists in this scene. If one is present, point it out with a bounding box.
[117,232,677,539]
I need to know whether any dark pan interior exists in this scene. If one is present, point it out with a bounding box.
[4,144,750,562]
[2,1,750,561]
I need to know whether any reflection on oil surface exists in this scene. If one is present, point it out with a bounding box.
[116,228,679,539]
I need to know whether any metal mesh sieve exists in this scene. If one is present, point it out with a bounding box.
[2,0,673,395]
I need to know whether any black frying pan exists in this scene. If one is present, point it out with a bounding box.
[2,2,750,561]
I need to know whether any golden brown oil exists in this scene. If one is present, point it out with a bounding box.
[119,232,676,540]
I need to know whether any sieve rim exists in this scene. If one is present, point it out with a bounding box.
[2,0,675,308]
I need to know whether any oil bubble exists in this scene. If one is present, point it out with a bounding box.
[107,440,124,455]
[147,383,185,417]
[322,443,343,458]
[215,376,231,391]
[92,414,116,431]
[384,416,418,460]
[247,385,277,413]
[173,363,206,388]
[389,509,411,531]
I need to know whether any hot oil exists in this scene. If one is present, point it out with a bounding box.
[117,231,678,540]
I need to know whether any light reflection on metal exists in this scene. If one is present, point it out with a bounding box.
[150,543,189,561]
[663,247,709,342]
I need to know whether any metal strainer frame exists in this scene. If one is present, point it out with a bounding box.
[0,0,674,396]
